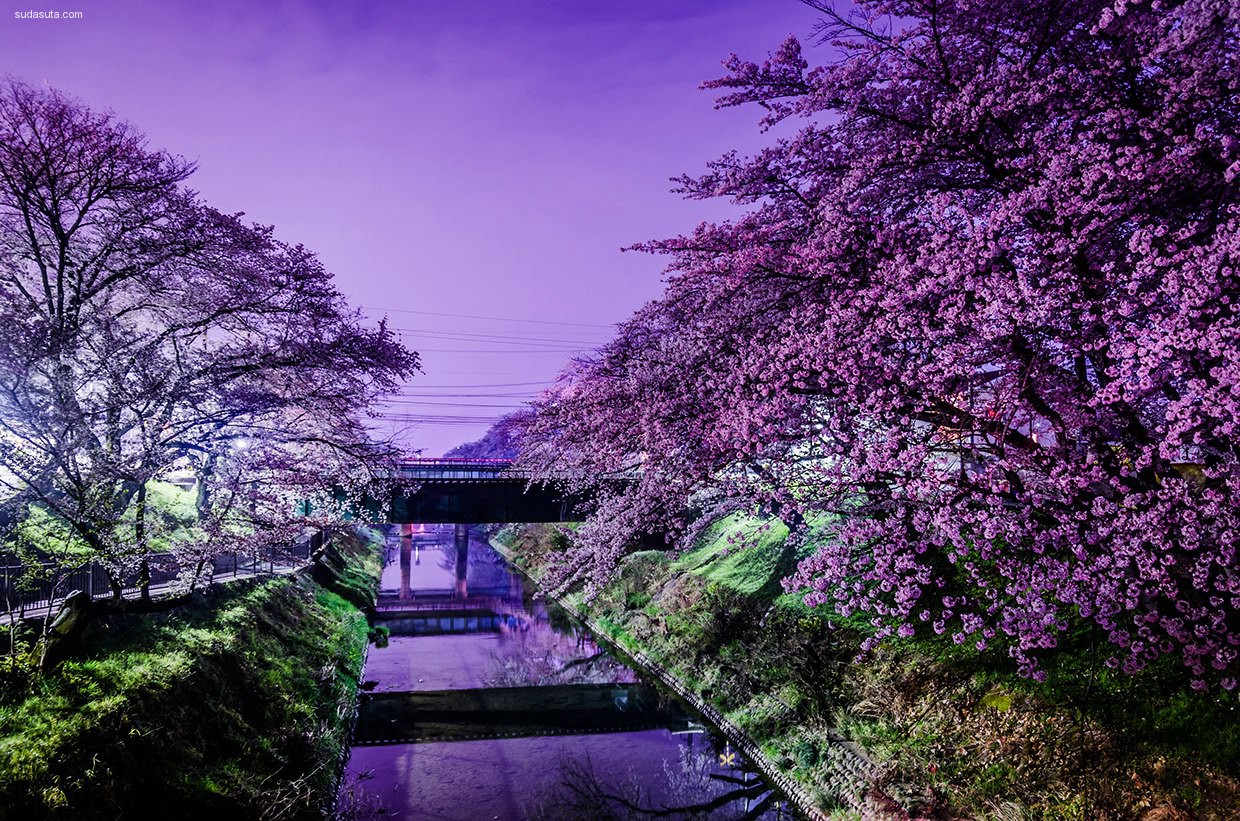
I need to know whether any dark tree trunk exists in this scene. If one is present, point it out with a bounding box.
[135,482,151,601]
[196,452,217,523]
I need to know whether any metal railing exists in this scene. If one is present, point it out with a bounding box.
[393,457,536,481]
[0,537,317,622]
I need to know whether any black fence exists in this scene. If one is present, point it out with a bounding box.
[0,536,319,621]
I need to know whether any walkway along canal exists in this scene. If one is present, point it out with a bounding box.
[336,525,799,820]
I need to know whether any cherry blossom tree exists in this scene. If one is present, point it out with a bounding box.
[0,81,418,600]
[522,0,1239,688]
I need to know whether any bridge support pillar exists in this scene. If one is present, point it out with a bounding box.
[454,523,469,599]
[399,523,413,600]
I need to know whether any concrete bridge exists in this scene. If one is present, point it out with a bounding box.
[385,521,515,600]
[379,458,581,524]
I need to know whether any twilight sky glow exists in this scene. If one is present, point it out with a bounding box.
[1,0,823,455]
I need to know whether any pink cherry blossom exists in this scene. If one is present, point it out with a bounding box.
[520,0,1239,688]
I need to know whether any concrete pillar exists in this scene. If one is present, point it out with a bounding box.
[454,523,469,599]
[508,568,522,603]
[399,523,413,600]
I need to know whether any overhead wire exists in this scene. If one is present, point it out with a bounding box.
[396,381,550,388]
[390,328,606,346]
[363,306,614,329]
[404,349,582,357]
[375,414,507,425]
[376,399,531,408]
[362,306,611,436]
[384,396,540,401]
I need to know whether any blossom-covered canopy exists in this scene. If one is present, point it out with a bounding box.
[522,0,1239,688]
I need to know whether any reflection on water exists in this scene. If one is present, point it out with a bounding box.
[530,742,781,820]
[337,526,794,820]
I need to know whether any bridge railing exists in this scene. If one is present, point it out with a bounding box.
[0,538,316,621]
[393,457,538,481]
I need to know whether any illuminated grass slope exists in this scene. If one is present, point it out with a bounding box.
[0,527,383,821]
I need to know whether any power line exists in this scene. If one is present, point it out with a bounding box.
[395,331,600,349]
[388,391,538,398]
[391,328,607,346]
[395,381,550,388]
[415,370,563,377]
[363,306,614,329]
[375,413,506,425]
[377,399,530,408]
[415,348,585,354]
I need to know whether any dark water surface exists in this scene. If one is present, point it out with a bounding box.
[336,526,793,820]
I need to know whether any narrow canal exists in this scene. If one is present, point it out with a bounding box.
[336,525,795,820]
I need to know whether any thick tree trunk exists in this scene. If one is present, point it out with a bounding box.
[106,568,123,601]
[135,481,151,602]
[38,589,91,671]
[195,452,217,523]
[189,557,209,593]
[138,559,151,602]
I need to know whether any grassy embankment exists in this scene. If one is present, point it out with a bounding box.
[12,480,200,560]
[497,519,1239,820]
[0,526,383,821]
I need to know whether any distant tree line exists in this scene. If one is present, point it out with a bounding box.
[445,410,530,460]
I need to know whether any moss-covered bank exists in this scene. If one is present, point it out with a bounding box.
[0,526,383,821]
[497,521,1239,820]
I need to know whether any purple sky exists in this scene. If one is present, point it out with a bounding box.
[2,0,824,455]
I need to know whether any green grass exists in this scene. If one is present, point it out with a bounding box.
[672,513,790,595]
[11,506,94,560]
[0,527,383,821]
[500,518,1240,820]
[11,481,202,561]
[130,480,200,551]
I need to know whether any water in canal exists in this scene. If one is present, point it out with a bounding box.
[335,525,795,820]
